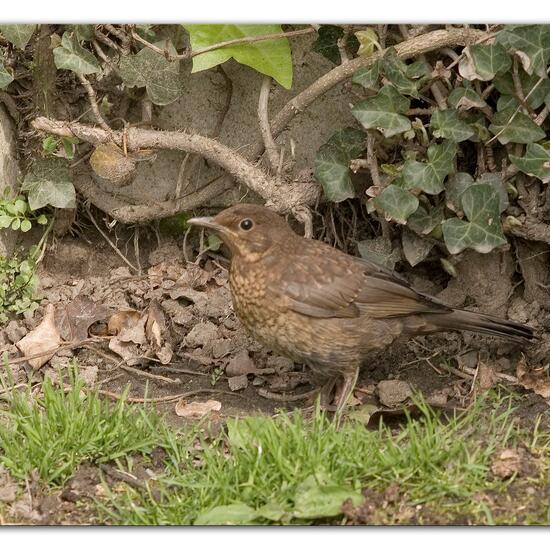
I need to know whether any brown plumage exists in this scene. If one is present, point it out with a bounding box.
[189,204,534,414]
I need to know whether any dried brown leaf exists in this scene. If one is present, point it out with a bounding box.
[175,399,221,418]
[517,358,550,399]
[55,295,110,342]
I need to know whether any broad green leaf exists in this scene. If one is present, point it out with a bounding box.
[355,28,380,57]
[351,85,411,138]
[442,184,506,254]
[184,25,292,89]
[402,140,457,194]
[477,173,509,213]
[357,236,400,270]
[314,143,355,203]
[53,32,100,75]
[293,475,362,519]
[20,219,32,233]
[256,502,287,522]
[382,50,419,97]
[510,143,550,183]
[0,25,36,49]
[407,203,444,235]
[68,24,95,42]
[312,25,344,64]
[119,40,182,105]
[402,228,434,266]
[489,107,546,144]
[194,503,258,525]
[406,60,431,79]
[448,87,487,111]
[326,127,366,158]
[0,61,14,89]
[352,61,380,90]
[0,215,13,228]
[496,95,520,112]
[496,25,550,77]
[373,185,419,224]
[493,72,550,110]
[430,109,475,142]
[458,43,511,81]
[446,172,508,214]
[21,158,76,210]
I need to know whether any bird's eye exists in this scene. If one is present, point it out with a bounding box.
[240,218,254,231]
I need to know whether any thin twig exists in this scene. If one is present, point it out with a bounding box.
[4,338,101,366]
[77,74,111,132]
[257,387,319,402]
[85,204,138,272]
[119,364,180,384]
[366,131,382,188]
[257,76,280,172]
[97,387,239,404]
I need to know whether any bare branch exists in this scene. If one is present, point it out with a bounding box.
[77,74,111,132]
[257,76,280,172]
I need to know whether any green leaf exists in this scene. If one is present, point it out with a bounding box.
[0,215,13,228]
[184,25,293,89]
[402,228,434,266]
[53,32,100,75]
[402,140,457,194]
[326,127,366,158]
[448,87,487,111]
[355,28,380,57]
[0,25,36,49]
[493,72,550,110]
[510,143,550,183]
[256,502,287,522]
[293,475,362,519]
[0,61,14,90]
[406,60,431,79]
[357,236,400,270]
[442,184,506,254]
[373,185,419,224]
[430,109,475,142]
[496,95,520,112]
[194,503,258,525]
[477,173,509,213]
[119,40,182,106]
[488,107,546,144]
[446,172,508,214]
[68,24,95,42]
[11,218,20,230]
[314,143,355,203]
[407,203,445,235]
[20,219,32,233]
[36,214,48,225]
[496,25,550,77]
[458,43,511,81]
[382,50,419,97]
[312,25,344,64]
[351,85,411,138]
[21,158,76,210]
[352,61,380,90]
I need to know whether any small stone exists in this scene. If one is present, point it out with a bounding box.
[228,374,249,392]
[226,350,256,377]
[184,321,218,348]
[266,355,295,373]
[5,321,26,343]
[377,380,412,408]
[212,338,234,359]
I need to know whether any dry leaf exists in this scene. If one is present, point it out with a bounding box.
[145,300,165,348]
[175,399,222,418]
[517,358,550,399]
[228,374,248,392]
[107,309,142,335]
[490,447,538,479]
[476,362,496,392]
[16,304,63,369]
[55,295,110,342]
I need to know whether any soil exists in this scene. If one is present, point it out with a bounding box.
[2,226,549,525]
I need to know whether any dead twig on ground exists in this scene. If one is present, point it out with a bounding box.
[258,76,280,173]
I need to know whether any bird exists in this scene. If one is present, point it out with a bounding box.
[188,203,535,416]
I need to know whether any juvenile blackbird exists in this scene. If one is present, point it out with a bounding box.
[189,204,534,414]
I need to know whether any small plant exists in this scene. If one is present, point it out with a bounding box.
[0,195,48,233]
[42,135,80,160]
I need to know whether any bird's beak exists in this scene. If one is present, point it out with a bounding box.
[187,216,225,233]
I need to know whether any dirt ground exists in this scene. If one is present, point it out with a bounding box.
[1,225,549,525]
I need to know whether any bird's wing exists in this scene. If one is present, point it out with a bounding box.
[268,241,450,320]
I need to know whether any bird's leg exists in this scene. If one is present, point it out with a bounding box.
[318,376,338,410]
[333,368,359,425]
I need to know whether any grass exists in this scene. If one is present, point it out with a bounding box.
[1,372,549,525]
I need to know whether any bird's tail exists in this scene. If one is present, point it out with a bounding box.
[421,308,535,342]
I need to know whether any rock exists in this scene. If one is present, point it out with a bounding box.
[377,380,412,408]
[212,338,234,359]
[266,355,295,373]
[226,350,256,377]
[184,321,218,349]
[5,320,26,343]
[228,374,249,392]
[161,299,195,327]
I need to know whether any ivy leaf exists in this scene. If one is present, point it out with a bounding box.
[382,50,419,97]
[402,140,457,194]
[53,32,100,75]
[352,61,380,90]
[355,28,380,57]
[0,25,36,49]
[0,61,14,90]
[402,228,434,266]
[373,185,419,224]
[326,127,366,158]
[184,24,292,89]
[314,144,355,203]
[312,25,344,64]
[510,143,550,183]
[477,173,509,213]
[448,87,487,111]
[488,107,546,144]
[20,158,76,210]
[119,40,182,105]
[430,109,475,142]
[442,184,506,254]
[493,72,550,110]
[194,503,258,525]
[351,85,411,138]
[407,203,445,235]
[406,60,431,79]
[446,172,508,214]
[357,236,400,270]
[496,25,550,78]
[68,25,95,42]
[458,43,511,81]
